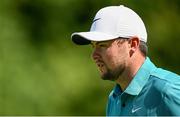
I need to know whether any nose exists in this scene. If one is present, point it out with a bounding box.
[91,48,101,61]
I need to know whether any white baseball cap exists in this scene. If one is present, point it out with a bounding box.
[71,5,147,45]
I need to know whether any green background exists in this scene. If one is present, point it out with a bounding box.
[0,0,179,115]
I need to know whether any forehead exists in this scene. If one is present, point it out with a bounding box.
[91,40,114,45]
[90,37,129,45]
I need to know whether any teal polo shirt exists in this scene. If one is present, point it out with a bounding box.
[106,57,180,116]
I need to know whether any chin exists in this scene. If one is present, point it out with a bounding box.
[101,72,112,81]
[100,68,121,81]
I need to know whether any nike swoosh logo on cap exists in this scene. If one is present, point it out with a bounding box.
[92,18,101,23]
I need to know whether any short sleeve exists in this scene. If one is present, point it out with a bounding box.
[159,74,180,115]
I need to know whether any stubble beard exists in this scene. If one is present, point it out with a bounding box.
[101,63,125,81]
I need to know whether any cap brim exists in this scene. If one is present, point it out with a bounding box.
[71,32,118,45]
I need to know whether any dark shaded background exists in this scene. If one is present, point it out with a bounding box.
[0,0,179,115]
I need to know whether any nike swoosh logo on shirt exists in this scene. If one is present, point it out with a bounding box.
[132,107,142,113]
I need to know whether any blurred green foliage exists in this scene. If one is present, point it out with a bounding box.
[0,0,179,115]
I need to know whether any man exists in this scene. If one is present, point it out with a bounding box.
[71,5,180,116]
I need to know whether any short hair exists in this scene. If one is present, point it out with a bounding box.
[116,38,148,56]
[139,41,148,56]
[118,38,148,57]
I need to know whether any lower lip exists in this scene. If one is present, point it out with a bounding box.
[99,64,105,73]
[95,60,106,72]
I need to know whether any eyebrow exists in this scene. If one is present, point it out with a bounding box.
[91,41,110,45]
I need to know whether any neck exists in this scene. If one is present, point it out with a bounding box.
[116,54,146,91]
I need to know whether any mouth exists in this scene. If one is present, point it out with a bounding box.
[95,60,106,73]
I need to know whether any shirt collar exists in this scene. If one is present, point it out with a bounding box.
[124,57,157,95]
[112,57,157,97]
[112,84,122,97]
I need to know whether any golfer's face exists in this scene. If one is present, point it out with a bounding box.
[91,40,113,75]
[91,39,129,80]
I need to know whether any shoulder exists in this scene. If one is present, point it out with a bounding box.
[147,68,180,93]
[144,69,180,115]
[150,68,179,83]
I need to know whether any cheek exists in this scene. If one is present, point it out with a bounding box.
[103,49,119,67]
[116,46,130,65]
[105,46,129,66]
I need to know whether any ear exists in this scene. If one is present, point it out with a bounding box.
[128,36,140,57]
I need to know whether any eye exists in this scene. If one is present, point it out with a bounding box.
[91,45,95,49]
[98,43,108,47]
